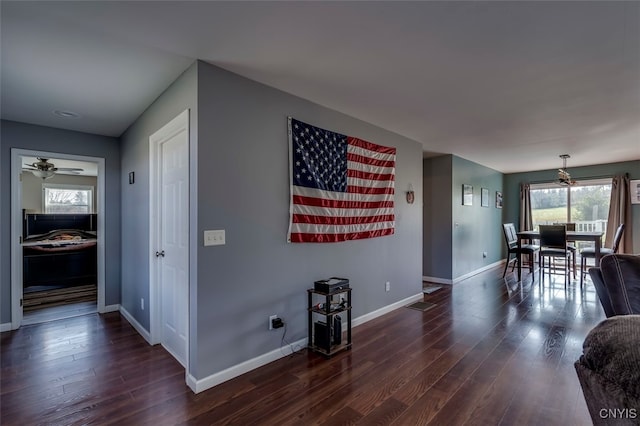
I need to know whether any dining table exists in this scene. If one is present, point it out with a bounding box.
[515,230,604,281]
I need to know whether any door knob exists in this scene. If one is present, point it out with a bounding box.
[155,250,165,257]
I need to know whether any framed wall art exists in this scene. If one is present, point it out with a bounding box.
[496,191,503,208]
[631,180,640,204]
[462,184,473,206]
[481,188,489,207]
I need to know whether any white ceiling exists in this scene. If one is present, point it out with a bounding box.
[2,1,638,173]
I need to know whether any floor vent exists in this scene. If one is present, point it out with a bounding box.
[406,301,437,312]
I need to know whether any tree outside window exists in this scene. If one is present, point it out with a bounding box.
[530,178,612,249]
[43,184,94,214]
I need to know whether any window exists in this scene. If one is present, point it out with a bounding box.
[43,184,94,214]
[530,178,612,245]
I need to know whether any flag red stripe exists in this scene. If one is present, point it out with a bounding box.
[289,228,395,243]
[347,185,395,195]
[293,195,394,209]
[347,152,395,168]
[288,119,396,243]
[347,169,395,181]
[348,136,397,155]
[293,214,395,225]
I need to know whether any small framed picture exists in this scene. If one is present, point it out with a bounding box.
[496,191,503,208]
[481,188,489,207]
[462,184,473,206]
[631,180,640,204]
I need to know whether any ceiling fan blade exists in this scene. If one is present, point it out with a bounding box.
[55,167,84,172]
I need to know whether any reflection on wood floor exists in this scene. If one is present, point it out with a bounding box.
[1,265,603,425]
[23,284,97,312]
[22,301,97,326]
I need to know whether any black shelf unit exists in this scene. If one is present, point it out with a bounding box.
[307,287,352,357]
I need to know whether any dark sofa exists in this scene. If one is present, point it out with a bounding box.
[589,254,640,317]
[575,315,640,425]
[575,254,640,425]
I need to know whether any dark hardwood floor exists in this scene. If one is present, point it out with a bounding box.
[22,300,97,326]
[1,266,603,425]
[23,284,97,312]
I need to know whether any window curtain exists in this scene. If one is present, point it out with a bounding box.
[519,183,533,231]
[606,174,632,253]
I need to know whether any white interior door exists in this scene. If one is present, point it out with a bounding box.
[150,110,189,367]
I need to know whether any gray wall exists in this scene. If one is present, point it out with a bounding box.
[119,62,198,339]
[0,120,121,323]
[423,154,504,281]
[21,172,98,213]
[423,156,453,278]
[194,61,423,379]
[452,156,504,279]
[504,160,640,254]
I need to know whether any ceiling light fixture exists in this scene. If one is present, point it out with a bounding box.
[31,169,56,179]
[53,110,81,119]
[23,157,84,179]
[557,154,576,186]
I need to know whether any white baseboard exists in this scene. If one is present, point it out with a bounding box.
[423,260,506,285]
[102,304,120,313]
[186,373,198,393]
[422,276,453,285]
[119,306,152,344]
[352,292,424,328]
[452,260,505,284]
[0,322,12,333]
[189,291,424,394]
[187,336,308,394]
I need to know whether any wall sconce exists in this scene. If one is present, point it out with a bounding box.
[406,184,415,204]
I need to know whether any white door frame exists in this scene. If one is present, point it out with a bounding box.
[10,148,106,329]
[149,109,190,369]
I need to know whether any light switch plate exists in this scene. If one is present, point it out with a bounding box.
[204,229,225,246]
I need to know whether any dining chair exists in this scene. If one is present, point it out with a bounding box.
[554,222,577,279]
[502,223,539,278]
[539,224,572,285]
[580,223,625,288]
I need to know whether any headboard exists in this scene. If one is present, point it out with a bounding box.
[23,212,97,238]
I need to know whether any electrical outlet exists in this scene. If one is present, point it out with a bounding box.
[385,281,390,292]
[141,298,144,310]
[269,315,278,330]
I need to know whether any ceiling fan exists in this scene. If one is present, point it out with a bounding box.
[557,154,576,186]
[23,157,84,179]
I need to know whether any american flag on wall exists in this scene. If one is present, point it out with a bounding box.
[287,117,396,243]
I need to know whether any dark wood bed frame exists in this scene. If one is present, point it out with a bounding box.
[22,213,97,289]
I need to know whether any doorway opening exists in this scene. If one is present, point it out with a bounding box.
[11,149,106,328]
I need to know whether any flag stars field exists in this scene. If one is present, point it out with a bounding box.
[288,117,396,243]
